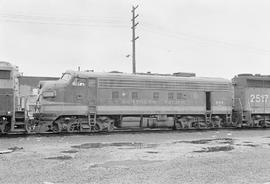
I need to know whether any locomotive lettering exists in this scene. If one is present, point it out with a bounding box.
[250,94,269,103]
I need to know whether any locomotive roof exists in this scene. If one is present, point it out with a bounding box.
[234,74,270,80]
[233,74,270,88]
[66,70,231,84]
[0,61,16,70]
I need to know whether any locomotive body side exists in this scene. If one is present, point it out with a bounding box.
[36,70,233,132]
[96,75,233,115]
[233,74,270,127]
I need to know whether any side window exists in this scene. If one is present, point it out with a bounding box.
[88,78,96,87]
[153,92,159,100]
[132,92,138,100]
[112,91,119,99]
[72,78,86,87]
[168,92,174,100]
[177,93,182,100]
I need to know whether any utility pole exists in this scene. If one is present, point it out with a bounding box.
[131,5,139,74]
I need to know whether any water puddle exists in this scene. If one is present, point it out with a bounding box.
[243,141,253,143]
[146,151,159,154]
[71,142,158,149]
[0,146,23,154]
[242,144,258,147]
[194,145,234,153]
[61,150,78,154]
[173,138,234,145]
[91,159,163,168]
[45,155,72,160]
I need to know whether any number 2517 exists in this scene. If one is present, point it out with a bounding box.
[250,94,269,103]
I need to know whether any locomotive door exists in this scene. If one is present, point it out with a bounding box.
[87,78,97,112]
[206,91,211,111]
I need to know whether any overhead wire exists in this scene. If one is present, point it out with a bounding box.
[1,12,270,56]
[141,22,270,56]
[0,12,129,28]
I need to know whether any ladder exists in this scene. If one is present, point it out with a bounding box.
[89,113,97,130]
[79,113,97,132]
[11,111,27,132]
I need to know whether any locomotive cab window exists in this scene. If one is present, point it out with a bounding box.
[61,73,72,82]
[0,70,11,79]
[72,78,86,87]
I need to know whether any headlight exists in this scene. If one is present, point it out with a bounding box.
[42,90,56,98]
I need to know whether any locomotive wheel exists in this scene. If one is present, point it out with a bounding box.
[52,123,60,133]
[92,124,101,132]
[4,123,11,133]
[25,120,35,133]
[0,123,4,133]
[67,123,80,133]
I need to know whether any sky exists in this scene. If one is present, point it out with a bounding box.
[1,0,270,79]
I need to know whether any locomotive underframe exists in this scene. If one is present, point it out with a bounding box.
[234,110,270,128]
[27,111,232,133]
[0,116,11,133]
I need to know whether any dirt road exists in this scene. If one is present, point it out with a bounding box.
[1,130,270,184]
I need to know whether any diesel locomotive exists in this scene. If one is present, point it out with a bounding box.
[233,74,270,127]
[2,61,270,134]
[0,61,26,133]
[33,70,234,133]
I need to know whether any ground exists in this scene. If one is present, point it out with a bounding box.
[1,129,270,184]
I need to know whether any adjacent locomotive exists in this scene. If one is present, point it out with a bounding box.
[0,61,25,133]
[233,74,270,127]
[34,70,233,133]
[0,61,60,134]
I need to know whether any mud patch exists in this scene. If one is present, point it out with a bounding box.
[194,146,234,153]
[61,150,78,154]
[45,155,72,160]
[173,138,234,145]
[71,142,158,149]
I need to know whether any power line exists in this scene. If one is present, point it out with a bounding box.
[141,24,270,56]
[0,12,129,27]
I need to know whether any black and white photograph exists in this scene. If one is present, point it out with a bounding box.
[1,0,270,183]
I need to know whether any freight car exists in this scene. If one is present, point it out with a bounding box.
[233,74,270,127]
[33,70,234,133]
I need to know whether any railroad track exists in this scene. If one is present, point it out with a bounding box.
[0,127,268,138]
